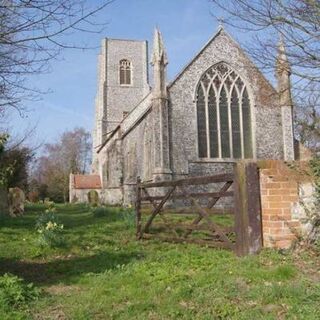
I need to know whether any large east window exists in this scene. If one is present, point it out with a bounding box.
[196,62,253,159]
[119,59,131,85]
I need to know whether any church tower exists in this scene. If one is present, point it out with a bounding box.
[92,38,150,172]
[276,35,295,161]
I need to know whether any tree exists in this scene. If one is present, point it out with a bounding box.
[295,87,320,154]
[210,0,320,153]
[0,0,114,115]
[2,146,34,190]
[31,127,92,202]
[210,0,320,85]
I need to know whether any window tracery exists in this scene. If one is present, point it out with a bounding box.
[196,62,253,159]
[119,59,131,85]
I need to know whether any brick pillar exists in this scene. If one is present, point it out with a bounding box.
[259,161,302,249]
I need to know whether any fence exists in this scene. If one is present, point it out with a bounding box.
[135,162,263,256]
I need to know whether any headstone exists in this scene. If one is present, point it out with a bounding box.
[87,190,99,206]
[8,187,25,217]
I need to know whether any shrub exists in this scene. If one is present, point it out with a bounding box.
[28,191,39,203]
[308,157,320,247]
[0,273,39,309]
[36,205,65,248]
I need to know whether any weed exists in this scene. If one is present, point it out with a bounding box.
[36,206,65,248]
[0,273,39,309]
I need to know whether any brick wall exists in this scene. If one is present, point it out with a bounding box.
[258,160,312,249]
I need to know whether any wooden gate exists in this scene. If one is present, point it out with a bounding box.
[135,162,263,256]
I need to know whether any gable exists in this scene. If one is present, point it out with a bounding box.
[169,28,277,107]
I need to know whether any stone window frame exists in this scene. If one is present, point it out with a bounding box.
[119,59,132,86]
[195,62,256,161]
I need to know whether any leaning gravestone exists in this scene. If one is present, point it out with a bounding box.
[87,190,99,206]
[8,187,25,217]
[0,187,8,216]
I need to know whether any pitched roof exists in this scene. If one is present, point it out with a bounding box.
[73,175,102,189]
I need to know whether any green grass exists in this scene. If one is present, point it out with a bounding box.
[0,203,319,319]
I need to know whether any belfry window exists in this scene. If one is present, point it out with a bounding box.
[119,59,131,85]
[196,62,253,159]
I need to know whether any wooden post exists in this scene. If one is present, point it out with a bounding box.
[234,162,262,256]
[135,177,142,239]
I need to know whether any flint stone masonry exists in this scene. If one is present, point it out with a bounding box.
[76,27,296,207]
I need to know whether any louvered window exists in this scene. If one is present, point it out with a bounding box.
[196,62,253,159]
[119,59,131,85]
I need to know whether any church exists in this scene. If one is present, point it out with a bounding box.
[69,26,296,205]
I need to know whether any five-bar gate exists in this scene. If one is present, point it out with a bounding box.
[135,162,263,256]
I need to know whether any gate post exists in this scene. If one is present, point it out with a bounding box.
[135,177,142,239]
[234,162,262,256]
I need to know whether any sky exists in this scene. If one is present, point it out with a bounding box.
[9,0,254,147]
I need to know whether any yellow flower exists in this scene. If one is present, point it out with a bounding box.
[46,221,54,230]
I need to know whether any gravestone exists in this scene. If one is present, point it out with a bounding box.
[8,187,25,217]
[87,190,99,206]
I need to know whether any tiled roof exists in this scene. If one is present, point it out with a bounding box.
[73,175,102,189]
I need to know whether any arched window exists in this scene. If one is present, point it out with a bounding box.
[119,59,131,85]
[196,62,253,159]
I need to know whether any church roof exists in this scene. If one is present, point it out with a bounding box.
[72,174,102,189]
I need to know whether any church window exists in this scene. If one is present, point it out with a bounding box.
[196,62,253,159]
[119,59,131,85]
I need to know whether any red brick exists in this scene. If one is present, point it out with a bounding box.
[275,240,292,249]
[266,182,281,189]
[266,195,282,202]
[269,202,291,209]
[263,208,281,215]
[263,221,283,228]
[281,195,298,202]
[281,182,297,189]
[268,189,286,195]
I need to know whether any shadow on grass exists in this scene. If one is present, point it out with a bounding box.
[0,250,142,286]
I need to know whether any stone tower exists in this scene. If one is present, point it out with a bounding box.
[276,35,295,161]
[92,38,150,172]
[151,28,172,181]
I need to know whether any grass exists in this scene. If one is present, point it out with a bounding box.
[0,203,319,319]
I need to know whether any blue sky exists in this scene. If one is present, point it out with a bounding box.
[10,0,254,146]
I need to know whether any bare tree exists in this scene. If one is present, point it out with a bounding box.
[211,0,320,153]
[295,86,320,153]
[0,0,114,115]
[210,0,320,86]
[31,127,92,202]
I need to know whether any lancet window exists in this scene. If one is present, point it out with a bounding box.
[196,62,253,159]
[119,59,131,85]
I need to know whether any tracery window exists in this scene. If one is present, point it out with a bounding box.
[119,59,131,85]
[196,62,253,159]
